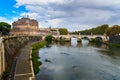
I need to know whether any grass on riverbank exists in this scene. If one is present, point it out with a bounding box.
[31,41,46,75]
[108,43,120,48]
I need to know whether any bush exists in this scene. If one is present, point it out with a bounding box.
[2,71,9,79]
[108,43,120,48]
[45,35,52,44]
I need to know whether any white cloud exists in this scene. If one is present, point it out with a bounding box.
[20,12,39,19]
[76,8,116,23]
[47,18,64,26]
[75,0,120,8]
[0,16,12,24]
[0,17,8,22]
[14,0,120,31]
[15,0,70,7]
[26,5,46,13]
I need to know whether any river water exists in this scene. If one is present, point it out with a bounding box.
[36,38,120,80]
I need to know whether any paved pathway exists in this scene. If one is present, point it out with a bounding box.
[14,43,34,80]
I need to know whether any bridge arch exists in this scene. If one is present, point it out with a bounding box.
[71,35,77,38]
[70,35,81,42]
[82,37,90,41]
[52,36,56,41]
[94,37,103,42]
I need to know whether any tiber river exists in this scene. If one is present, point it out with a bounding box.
[36,38,120,80]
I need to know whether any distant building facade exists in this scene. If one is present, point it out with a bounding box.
[10,17,38,35]
[37,28,59,35]
[10,17,60,36]
[38,28,51,35]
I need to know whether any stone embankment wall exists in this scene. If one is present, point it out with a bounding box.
[109,35,120,44]
[0,37,5,78]
[0,36,41,79]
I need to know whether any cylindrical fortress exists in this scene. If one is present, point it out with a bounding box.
[10,17,39,35]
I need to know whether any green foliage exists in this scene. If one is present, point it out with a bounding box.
[90,38,102,43]
[32,41,46,49]
[51,29,57,31]
[59,28,68,35]
[0,22,11,35]
[2,71,9,79]
[45,35,52,43]
[108,43,120,48]
[106,25,120,36]
[71,24,109,35]
[45,59,51,62]
[32,41,46,74]
[71,24,120,36]
[9,44,13,48]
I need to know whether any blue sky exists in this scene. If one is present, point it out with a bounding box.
[0,0,120,31]
[0,0,27,21]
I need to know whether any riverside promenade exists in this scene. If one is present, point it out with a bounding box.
[14,43,35,80]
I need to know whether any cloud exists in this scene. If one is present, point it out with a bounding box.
[15,0,73,7]
[15,0,120,31]
[0,16,12,24]
[20,12,39,19]
[47,18,64,26]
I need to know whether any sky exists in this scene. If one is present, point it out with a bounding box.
[0,0,120,31]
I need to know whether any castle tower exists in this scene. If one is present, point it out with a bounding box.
[10,17,38,35]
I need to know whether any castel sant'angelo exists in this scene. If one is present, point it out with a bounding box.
[10,17,39,35]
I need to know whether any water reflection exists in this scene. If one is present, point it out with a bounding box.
[71,38,89,47]
[71,38,77,47]
[36,39,120,80]
[53,38,82,48]
[99,49,120,58]
[88,42,108,49]
[81,39,89,46]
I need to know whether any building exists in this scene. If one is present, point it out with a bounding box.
[38,28,51,35]
[37,28,59,35]
[10,17,38,35]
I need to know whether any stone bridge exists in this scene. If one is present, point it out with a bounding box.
[52,34,108,42]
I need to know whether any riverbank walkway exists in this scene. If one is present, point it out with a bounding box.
[14,43,35,80]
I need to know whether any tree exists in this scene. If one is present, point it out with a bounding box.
[94,24,109,35]
[71,24,109,35]
[45,35,52,43]
[106,25,120,36]
[0,22,11,35]
[59,28,68,35]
